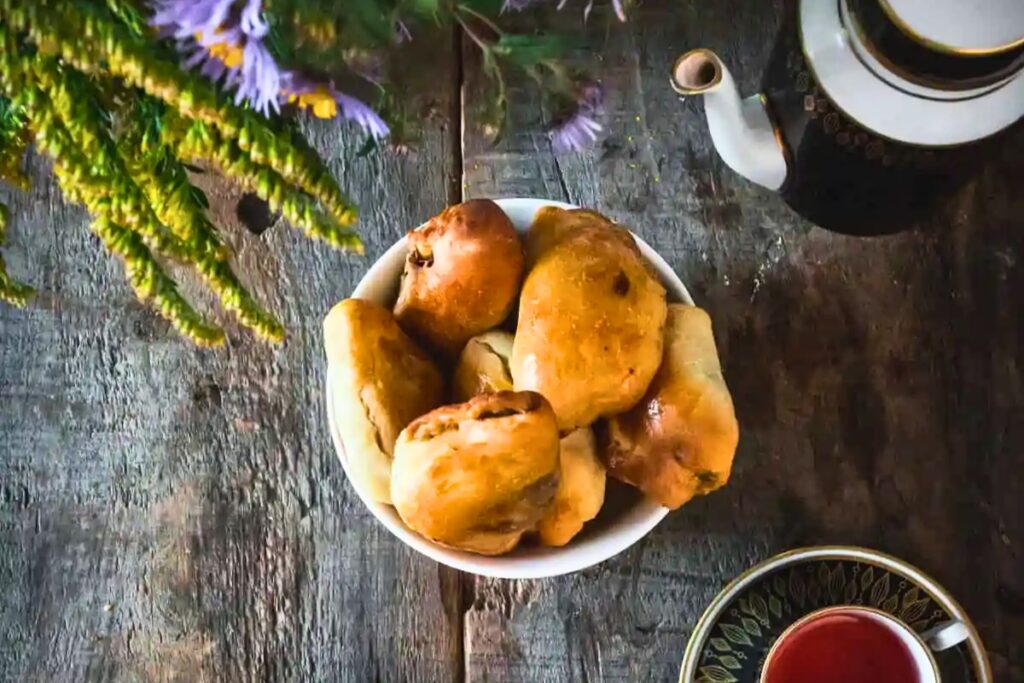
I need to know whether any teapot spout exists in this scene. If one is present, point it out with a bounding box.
[671,49,788,191]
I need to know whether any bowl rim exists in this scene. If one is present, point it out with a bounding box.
[325,197,693,578]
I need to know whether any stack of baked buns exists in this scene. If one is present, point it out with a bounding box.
[324,199,739,555]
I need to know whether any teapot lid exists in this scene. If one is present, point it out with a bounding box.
[878,0,1024,55]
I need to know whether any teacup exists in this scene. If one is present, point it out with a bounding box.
[760,606,969,683]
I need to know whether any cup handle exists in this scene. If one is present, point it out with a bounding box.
[921,620,970,652]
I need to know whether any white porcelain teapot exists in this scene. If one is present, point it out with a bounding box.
[673,0,1024,234]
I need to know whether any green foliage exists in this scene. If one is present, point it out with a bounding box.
[164,112,363,252]
[120,96,287,342]
[0,0,361,344]
[0,0,609,345]
[92,216,227,346]
[266,0,591,145]
[0,98,30,190]
[492,33,572,68]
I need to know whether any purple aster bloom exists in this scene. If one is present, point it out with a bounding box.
[239,0,268,37]
[234,40,281,115]
[550,111,602,152]
[280,73,391,140]
[549,82,604,152]
[152,0,284,116]
[151,0,236,40]
[334,93,390,140]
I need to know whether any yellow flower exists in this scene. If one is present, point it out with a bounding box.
[195,31,244,69]
[288,87,337,119]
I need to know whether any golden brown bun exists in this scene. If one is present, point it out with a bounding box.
[452,330,515,402]
[394,199,524,356]
[536,428,606,547]
[323,298,444,504]
[512,206,667,430]
[449,333,606,548]
[598,304,739,509]
[390,391,560,555]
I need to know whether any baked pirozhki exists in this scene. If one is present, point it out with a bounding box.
[536,427,606,547]
[598,304,739,509]
[390,391,560,555]
[394,199,524,356]
[512,206,667,430]
[323,298,444,504]
[452,329,514,402]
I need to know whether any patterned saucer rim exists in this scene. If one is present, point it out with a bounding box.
[678,545,992,683]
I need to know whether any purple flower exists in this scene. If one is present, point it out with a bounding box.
[233,40,281,114]
[334,93,390,139]
[550,112,602,152]
[281,73,390,140]
[152,0,283,115]
[153,0,390,135]
[151,0,236,39]
[239,0,268,37]
[549,82,604,152]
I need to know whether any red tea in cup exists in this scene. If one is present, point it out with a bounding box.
[761,608,933,683]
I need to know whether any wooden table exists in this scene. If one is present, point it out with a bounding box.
[1,1,1022,681]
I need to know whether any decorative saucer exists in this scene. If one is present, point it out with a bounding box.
[679,546,991,683]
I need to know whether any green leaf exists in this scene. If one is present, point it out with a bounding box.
[870,573,891,608]
[719,655,743,670]
[741,617,762,638]
[860,566,875,593]
[492,33,570,67]
[882,594,900,615]
[709,637,731,653]
[768,594,784,620]
[828,563,846,603]
[338,0,397,47]
[720,623,752,647]
[748,593,769,624]
[189,185,209,210]
[844,577,859,604]
[410,0,442,17]
[789,570,806,608]
[699,665,738,683]
[900,597,931,624]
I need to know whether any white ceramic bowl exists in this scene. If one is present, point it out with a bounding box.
[325,198,694,578]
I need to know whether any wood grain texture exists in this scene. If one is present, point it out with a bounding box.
[0,42,461,682]
[461,1,1024,682]
[2,2,1023,682]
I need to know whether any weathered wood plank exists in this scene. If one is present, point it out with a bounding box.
[0,42,462,682]
[461,2,1024,682]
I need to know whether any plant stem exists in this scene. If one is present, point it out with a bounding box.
[456,5,505,37]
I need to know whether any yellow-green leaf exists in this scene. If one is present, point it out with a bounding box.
[699,665,738,682]
[721,623,752,647]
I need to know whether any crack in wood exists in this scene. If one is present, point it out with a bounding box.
[450,25,466,207]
